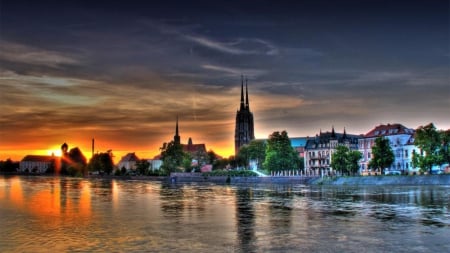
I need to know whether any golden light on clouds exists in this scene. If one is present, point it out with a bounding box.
[1,0,449,163]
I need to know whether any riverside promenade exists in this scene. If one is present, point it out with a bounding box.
[310,174,450,186]
[167,173,450,186]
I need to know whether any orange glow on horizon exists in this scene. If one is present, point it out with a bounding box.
[1,139,237,163]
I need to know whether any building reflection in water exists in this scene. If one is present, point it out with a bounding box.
[0,177,93,223]
[235,187,256,252]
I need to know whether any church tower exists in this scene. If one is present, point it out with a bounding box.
[235,76,255,155]
[174,116,181,145]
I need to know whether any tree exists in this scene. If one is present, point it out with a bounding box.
[347,150,363,175]
[236,145,250,168]
[263,131,299,172]
[136,159,150,175]
[331,145,363,176]
[440,129,450,164]
[413,123,445,174]
[369,137,394,175]
[247,140,266,170]
[160,141,186,175]
[88,152,114,175]
[0,159,19,173]
[331,145,349,175]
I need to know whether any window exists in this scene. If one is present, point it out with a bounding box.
[368,152,371,159]
[405,150,408,158]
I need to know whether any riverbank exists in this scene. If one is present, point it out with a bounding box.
[3,173,449,186]
[310,174,450,186]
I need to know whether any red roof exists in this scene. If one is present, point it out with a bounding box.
[183,143,207,154]
[364,123,414,138]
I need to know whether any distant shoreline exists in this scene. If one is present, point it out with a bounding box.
[2,173,449,186]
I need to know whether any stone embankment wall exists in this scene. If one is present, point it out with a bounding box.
[169,173,317,184]
[310,174,450,186]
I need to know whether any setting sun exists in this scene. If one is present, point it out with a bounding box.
[46,146,62,157]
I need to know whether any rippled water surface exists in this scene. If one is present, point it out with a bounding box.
[0,176,449,252]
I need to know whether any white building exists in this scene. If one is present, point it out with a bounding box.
[20,155,58,173]
[147,159,162,171]
[359,123,419,175]
[117,153,140,171]
[304,127,360,176]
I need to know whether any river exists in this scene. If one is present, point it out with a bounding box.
[0,176,448,252]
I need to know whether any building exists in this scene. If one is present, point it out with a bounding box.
[235,76,255,155]
[19,155,58,173]
[304,127,360,175]
[170,117,208,167]
[173,118,207,156]
[359,123,418,175]
[290,137,312,158]
[117,152,140,171]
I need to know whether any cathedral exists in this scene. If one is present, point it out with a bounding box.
[234,76,255,155]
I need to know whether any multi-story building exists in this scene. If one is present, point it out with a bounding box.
[20,155,58,173]
[304,127,360,175]
[117,152,140,171]
[359,123,419,175]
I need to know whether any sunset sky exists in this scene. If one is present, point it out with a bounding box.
[1,0,449,162]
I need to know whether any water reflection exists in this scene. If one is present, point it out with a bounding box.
[235,188,255,252]
[0,176,449,252]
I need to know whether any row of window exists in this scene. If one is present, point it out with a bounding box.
[308,160,330,166]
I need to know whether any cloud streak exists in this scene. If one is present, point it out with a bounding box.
[184,35,278,56]
[0,40,79,67]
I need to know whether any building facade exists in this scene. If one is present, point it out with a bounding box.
[117,152,140,171]
[304,128,360,175]
[20,155,58,173]
[234,76,255,155]
[359,123,419,175]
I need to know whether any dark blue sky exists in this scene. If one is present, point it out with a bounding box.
[0,0,449,159]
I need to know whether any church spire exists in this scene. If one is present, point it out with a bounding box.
[245,77,249,110]
[240,75,245,110]
[331,125,336,138]
[174,116,180,145]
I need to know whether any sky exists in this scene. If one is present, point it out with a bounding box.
[0,0,449,162]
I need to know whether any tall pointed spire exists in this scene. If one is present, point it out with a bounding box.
[240,75,245,110]
[331,125,336,138]
[343,127,347,139]
[174,116,180,145]
[245,77,249,109]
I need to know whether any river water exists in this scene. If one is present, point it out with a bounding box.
[0,176,448,252]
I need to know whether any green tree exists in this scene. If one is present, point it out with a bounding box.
[440,129,450,164]
[412,123,444,174]
[88,152,114,175]
[236,145,250,168]
[247,140,266,170]
[136,159,150,175]
[369,137,394,175]
[160,141,186,175]
[331,145,349,175]
[182,152,193,172]
[263,131,298,172]
[347,150,363,175]
[332,146,362,176]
